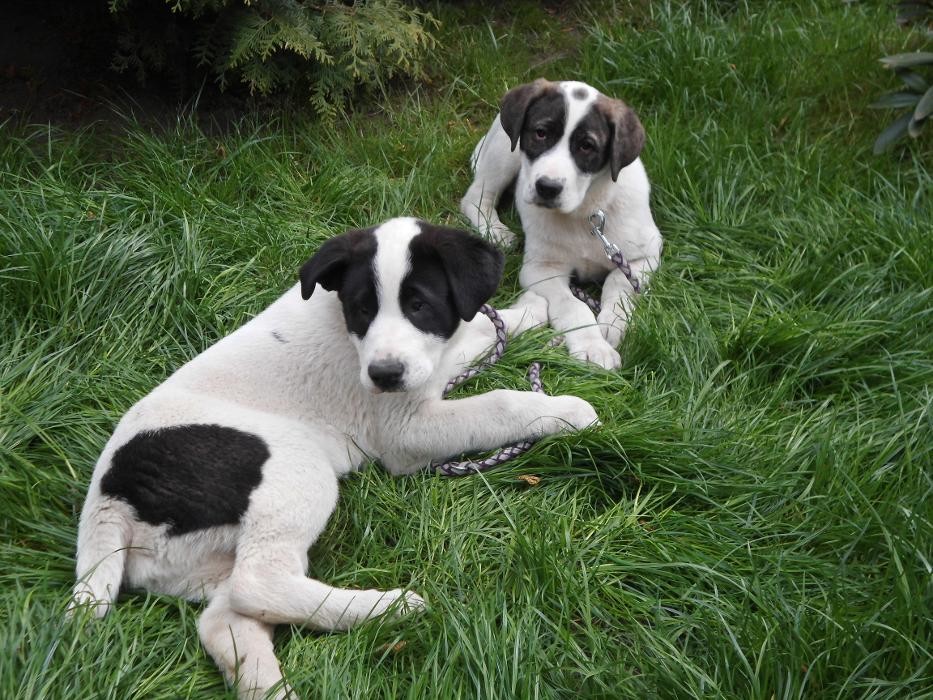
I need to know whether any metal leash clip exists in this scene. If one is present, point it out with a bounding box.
[588,208,642,294]
[588,209,621,260]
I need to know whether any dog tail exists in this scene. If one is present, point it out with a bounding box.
[69,493,133,618]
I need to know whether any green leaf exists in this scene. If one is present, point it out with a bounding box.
[880,52,933,69]
[870,92,922,109]
[897,68,929,92]
[873,111,913,154]
[914,85,933,121]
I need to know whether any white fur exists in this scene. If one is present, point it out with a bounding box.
[461,81,663,369]
[351,224,447,392]
[70,217,597,699]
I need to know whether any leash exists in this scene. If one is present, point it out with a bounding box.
[434,210,641,477]
[436,304,542,477]
[442,303,507,396]
[569,209,641,313]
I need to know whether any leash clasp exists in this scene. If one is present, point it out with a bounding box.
[588,209,620,260]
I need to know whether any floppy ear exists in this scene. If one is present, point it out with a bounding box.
[298,229,371,300]
[499,78,554,152]
[596,96,646,181]
[414,223,505,322]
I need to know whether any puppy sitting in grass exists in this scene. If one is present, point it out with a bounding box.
[70,217,598,698]
[462,79,663,369]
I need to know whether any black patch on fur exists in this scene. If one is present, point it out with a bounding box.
[595,95,646,181]
[407,222,504,326]
[499,78,555,151]
[336,251,379,338]
[402,243,460,338]
[571,87,587,100]
[570,105,612,174]
[101,424,268,536]
[520,91,567,162]
[299,228,379,338]
[271,331,288,344]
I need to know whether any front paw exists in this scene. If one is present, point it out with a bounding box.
[486,223,517,250]
[568,337,621,370]
[498,292,548,336]
[370,589,427,619]
[542,394,600,433]
[597,309,627,349]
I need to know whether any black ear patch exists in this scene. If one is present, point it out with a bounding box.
[409,223,504,323]
[499,78,557,152]
[299,228,376,300]
[100,424,268,536]
[596,95,646,181]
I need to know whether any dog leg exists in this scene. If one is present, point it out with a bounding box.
[499,290,549,336]
[227,463,424,632]
[228,558,425,632]
[381,388,599,474]
[199,592,288,700]
[460,117,520,248]
[520,266,621,370]
[597,256,657,349]
[438,296,549,389]
[596,268,636,349]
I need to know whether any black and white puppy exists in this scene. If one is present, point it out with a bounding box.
[70,218,598,699]
[461,79,663,369]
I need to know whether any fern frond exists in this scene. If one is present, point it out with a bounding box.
[111,0,437,116]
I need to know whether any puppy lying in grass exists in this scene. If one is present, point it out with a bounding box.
[70,217,598,698]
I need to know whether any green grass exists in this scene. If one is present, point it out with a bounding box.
[2,0,931,698]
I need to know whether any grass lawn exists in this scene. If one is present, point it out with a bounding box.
[1,0,931,698]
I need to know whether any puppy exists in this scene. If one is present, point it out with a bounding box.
[70,217,598,699]
[461,79,663,369]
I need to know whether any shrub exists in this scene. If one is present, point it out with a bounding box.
[109,0,437,117]
[872,1,933,153]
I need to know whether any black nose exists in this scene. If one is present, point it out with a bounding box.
[368,360,405,390]
[535,177,564,201]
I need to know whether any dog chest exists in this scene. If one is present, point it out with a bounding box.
[518,207,612,278]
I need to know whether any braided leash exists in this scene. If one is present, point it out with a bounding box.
[570,284,601,314]
[442,303,507,395]
[434,210,642,477]
[436,305,543,477]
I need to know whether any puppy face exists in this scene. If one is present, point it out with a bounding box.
[300,218,503,393]
[499,79,646,214]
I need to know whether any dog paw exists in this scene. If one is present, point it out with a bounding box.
[498,293,548,336]
[597,306,630,349]
[66,585,111,619]
[597,316,626,349]
[375,589,427,618]
[569,338,621,370]
[545,395,600,433]
[486,224,517,250]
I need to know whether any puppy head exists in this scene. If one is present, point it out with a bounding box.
[300,218,503,394]
[499,79,645,213]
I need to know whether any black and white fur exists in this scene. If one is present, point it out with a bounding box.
[461,79,663,369]
[70,218,598,699]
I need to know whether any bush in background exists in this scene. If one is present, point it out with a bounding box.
[110,0,437,116]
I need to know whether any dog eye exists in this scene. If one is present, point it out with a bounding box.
[534,128,547,140]
[579,140,595,152]
[408,298,426,313]
[354,300,374,318]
